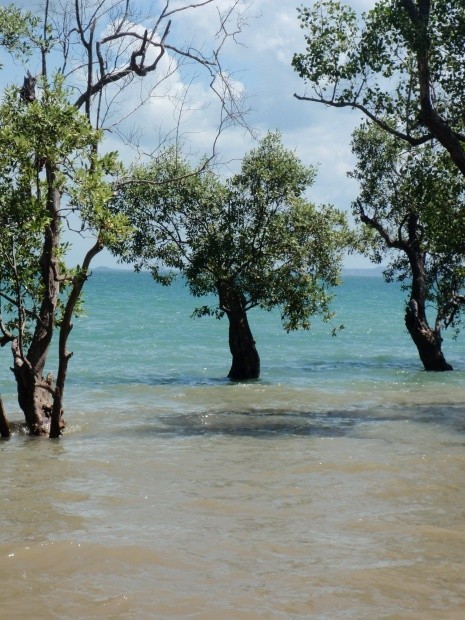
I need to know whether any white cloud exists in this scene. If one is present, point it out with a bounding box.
[99,0,375,267]
[0,0,377,269]
[65,0,376,268]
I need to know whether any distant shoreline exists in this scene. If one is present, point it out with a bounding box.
[93,265,385,277]
[342,266,384,277]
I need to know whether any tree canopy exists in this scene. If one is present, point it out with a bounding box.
[111,133,351,379]
[112,133,349,331]
[292,0,465,177]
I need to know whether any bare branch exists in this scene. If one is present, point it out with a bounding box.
[115,156,214,190]
[162,0,217,19]
[293,93,432,146]
[0,313,14,346]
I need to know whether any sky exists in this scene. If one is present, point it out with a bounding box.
[2,0,377,269]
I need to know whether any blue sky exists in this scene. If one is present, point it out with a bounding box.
[3,0,376,269]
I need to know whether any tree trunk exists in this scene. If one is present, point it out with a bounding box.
[49,240,104,438]
[409,3,465,179]
[12,344,53,435]
[0,396,10,438]
[405,248,452,371]
[11,169,61,435]
[359,209,453,371]
[223,291,260,381]
[405,300,452,371]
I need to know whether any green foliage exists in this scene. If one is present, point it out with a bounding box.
[293,0,465,323]
[0,75,125,342]
[111,133,351,332]
[0,4,40,62]
[350,122,465,332]
[293,0,465,140]
[294,1,465,332]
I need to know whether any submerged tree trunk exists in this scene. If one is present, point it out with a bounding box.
[12,171,61,435]
[405,299,452,371]
[227,308,260,380]
[405,250,452,371]
[0,396,10,438]
[12,351,53,435]
[8,154,104,437]
[220,288,260,381]
[359,209,453,371]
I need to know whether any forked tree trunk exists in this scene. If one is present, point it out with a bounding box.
[12,354,53,435]
[49,240,104,438]
[222,290,260,381]
[359,210,453,371]
[11,171,61,435]
[10,160,103,437]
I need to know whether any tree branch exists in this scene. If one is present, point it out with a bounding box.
[398,0,465,176]
[293,92,432,146]
[398,0,419,22]
[357,201,407,251]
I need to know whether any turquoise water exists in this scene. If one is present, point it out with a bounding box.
[2,271,465,619]
[8,270,461,414]
[3,269,464,432]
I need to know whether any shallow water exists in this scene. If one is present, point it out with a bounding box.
[1,272,465,618]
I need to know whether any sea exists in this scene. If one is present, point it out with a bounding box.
[1,269,465,619]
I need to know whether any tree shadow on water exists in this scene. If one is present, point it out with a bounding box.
[136,408,409,439]
[130,404,465,440]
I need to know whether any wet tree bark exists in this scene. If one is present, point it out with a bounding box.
[227,308,260,380]
[405,250,452,371]
[12,355,53,435]
[0,396,10,438]
[405,300,452,371]
[220,288,260,381]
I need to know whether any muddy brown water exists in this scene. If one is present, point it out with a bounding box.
[1,381,465,619]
